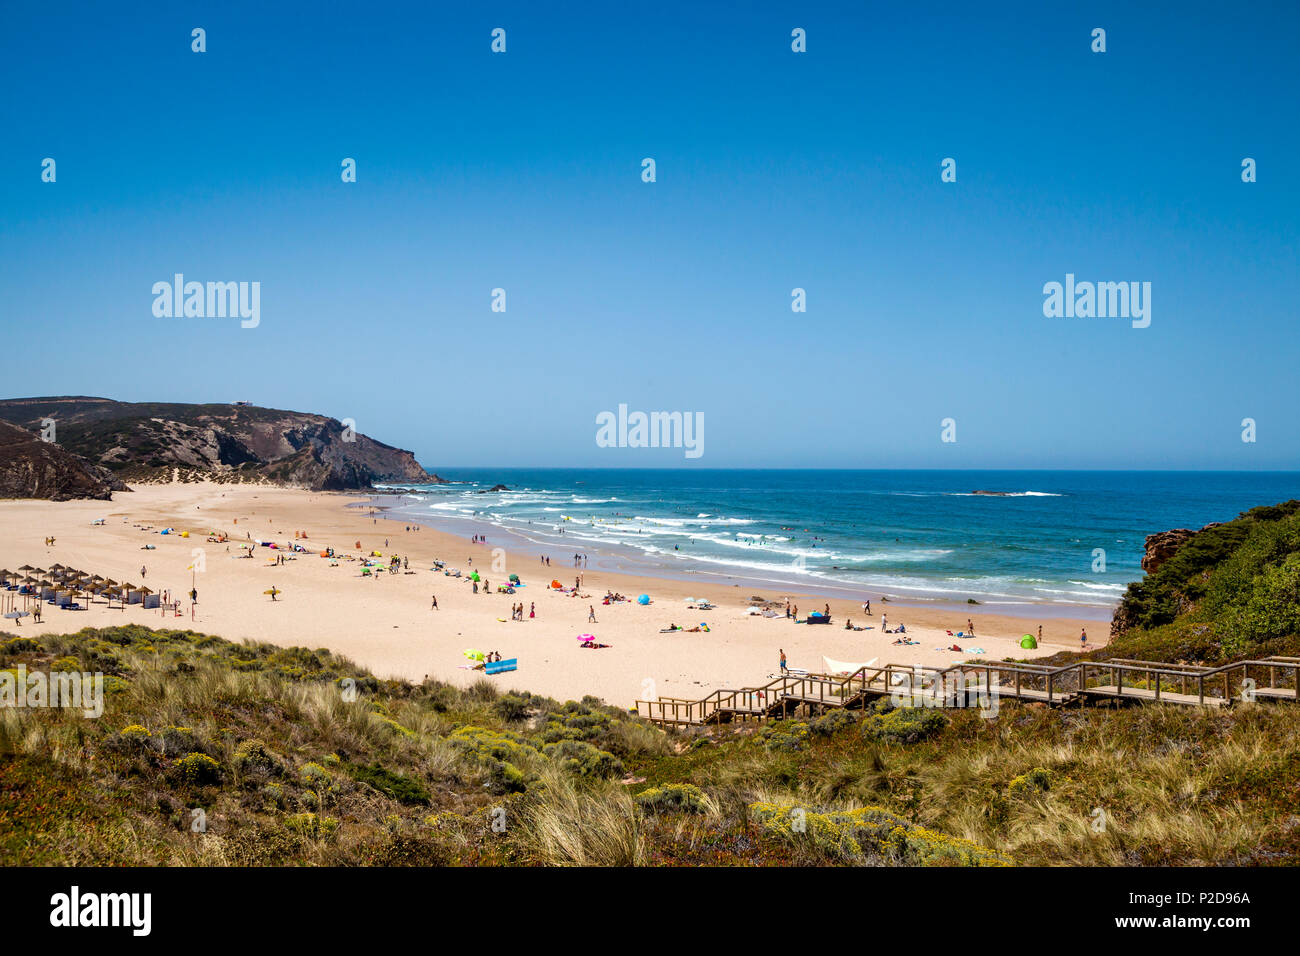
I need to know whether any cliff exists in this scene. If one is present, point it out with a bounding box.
[0,397,433,492]
[1109,500,1300,660]
[0,419,128,500]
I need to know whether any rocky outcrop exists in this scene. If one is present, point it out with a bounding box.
[0,397,430,492]
[1140,529,1196,574]
[0,420,129,501]
[1140,523,1224,574]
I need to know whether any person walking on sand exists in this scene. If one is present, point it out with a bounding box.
[881,613,888,633]
[1038,624,1043,643]
[1081,627,1088,649]
[779,649,788,675]
[588,605,597,623]
[529,602,535,619]
[967,618,975,638]
[431,595,438,610]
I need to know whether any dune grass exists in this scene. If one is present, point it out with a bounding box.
[3,624,1300,866]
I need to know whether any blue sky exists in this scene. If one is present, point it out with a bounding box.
[1,1,1296,470]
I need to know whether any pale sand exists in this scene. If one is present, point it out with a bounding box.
[0,484,1106,707]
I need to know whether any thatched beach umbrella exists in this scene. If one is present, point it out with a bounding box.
[17,565,33,572]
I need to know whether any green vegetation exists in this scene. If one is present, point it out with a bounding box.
[1109,500,1300,662]
[4,505,1300,867]
[1,619,1299,866]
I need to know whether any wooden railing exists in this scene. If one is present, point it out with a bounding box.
[635,654,1300,725]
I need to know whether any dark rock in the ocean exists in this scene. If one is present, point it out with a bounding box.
[0,419,128,501]
[971,490,1011,496]
[476,484,510,493]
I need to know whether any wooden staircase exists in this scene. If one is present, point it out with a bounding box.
[635,655,1300,727]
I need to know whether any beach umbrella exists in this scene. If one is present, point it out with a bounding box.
[576,633,596,641]
[509,574,519,583]
[137,586,154,595]
[470,572,481,582]
[463,648,484,662]
[637,594,650,605]
[17,565,33,572]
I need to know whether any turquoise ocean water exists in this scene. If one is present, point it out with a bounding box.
[373,470,1299,619]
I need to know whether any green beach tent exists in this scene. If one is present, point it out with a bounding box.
[1020,634,1038,649]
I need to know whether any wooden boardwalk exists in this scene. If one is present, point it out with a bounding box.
[636,655,1300,727]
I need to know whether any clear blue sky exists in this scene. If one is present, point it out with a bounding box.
[1,1,1296,470]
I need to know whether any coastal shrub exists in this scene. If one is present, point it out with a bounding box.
[862,707,948,745]
[376,716,415,739]
[494,693,533,723]
[748,802,1009,866]
[466,678,499,702]
[449,726,539,793]
[299,761,333,791]
[636,783,711,815]
[422,683,460,713]
[760,721,810,752]
[542,739,625,779]
[175,752,223,786]
[538,702,613,744]
[106,724,152,754]
[48,656,81,673]
[348,762,431,805]
[1008,767,1053,798]
[284,812,339,838]
[3,637,41,654]
[233,739,285,779]
[811,709,858,737]
[1222,552,1300,651]
[157,726,200,757]
[1114,502,1300,640]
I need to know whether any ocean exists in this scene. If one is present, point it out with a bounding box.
[373,470,1299,618]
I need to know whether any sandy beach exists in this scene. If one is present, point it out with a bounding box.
[0,483,1105,707]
